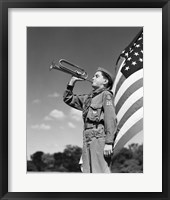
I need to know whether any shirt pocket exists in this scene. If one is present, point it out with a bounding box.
[86,104,102,122]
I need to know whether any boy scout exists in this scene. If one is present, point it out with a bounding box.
[63,67,117,173]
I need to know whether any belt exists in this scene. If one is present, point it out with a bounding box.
[84,125,105,143]
[84,121,104,130]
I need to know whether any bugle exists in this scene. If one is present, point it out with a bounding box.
[49,59,92,83]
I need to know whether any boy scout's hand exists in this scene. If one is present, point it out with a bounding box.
[69,76,84,86]
[104,144,113,157]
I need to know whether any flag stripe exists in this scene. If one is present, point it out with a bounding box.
[116,87,143,121]
[116,78,143,114]
[115,68,143,105]
[114,107,143,145]
[113,119,143,155]
[118,97,143,129]
[112,57,125,95]
[115,74,126,96]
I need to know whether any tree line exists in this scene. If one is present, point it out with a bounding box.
[27,143,143,173]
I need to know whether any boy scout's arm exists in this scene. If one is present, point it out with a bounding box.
[103,91,117,156]
[103,91,117,144]
[63,76,87,111]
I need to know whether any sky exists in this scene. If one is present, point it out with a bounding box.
[27,27,143,159]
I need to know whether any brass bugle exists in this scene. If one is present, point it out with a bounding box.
[49,59,92,83]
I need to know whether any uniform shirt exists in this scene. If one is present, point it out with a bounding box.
[63,84,117,144]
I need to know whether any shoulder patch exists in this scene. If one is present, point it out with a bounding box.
[102,90,114,106]
[106,99,113,106]
[105,92,113,106]
[106,94,112,100]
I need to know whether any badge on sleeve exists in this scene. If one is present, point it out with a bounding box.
[106,94,113,106]
[106,100,112,106]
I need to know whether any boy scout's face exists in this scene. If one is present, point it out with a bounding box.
[92,71,107,89]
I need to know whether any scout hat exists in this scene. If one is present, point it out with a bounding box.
[97,67,114,90]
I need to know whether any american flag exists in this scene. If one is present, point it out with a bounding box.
[112,29,143,155]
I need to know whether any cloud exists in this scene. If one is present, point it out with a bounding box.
[48,92,60,98]
[70,108,82,121]
[44,109,65,121]
[49,109,65,119]
[32,99,41,104]
[31,123,51,130]
[68,122,76,128]
[44,116,53,121]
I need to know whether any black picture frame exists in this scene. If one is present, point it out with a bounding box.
[0,0,169,199]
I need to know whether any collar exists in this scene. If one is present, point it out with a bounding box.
[91,87,107,97]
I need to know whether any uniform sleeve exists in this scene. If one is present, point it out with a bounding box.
[103,91,117,144]
[63,84,87,111]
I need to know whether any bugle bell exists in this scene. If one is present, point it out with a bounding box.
[49,59,92,83]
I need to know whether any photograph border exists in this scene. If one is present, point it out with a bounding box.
[0,0,169,199]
